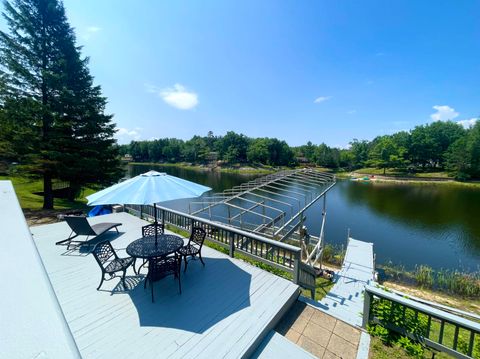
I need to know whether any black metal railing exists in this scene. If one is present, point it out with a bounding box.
[125,204,307,286]
[363,285,480,358]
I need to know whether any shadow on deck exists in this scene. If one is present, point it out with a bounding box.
[30,212,299,358]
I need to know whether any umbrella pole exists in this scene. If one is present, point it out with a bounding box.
[154,203,158,246]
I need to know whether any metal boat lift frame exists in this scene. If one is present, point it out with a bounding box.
[189,168,336,269]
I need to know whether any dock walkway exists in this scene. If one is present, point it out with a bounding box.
[304,238,375,327]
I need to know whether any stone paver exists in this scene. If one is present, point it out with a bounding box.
[291,314,309,333]
[285,328,301,343]
[310,310,337,331]
[297,336,326,358]
[275,301,364,359]
[327,334,358,359]
[333,320,361,346]
[323,350,339,359]
[303,322,331,348]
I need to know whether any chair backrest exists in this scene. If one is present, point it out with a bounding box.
[65,216,96,236]
[148,254,179,282]
[189,227,206,248]
[142,223,165,237]
[92,241,117,268]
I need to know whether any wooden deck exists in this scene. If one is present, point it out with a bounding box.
[304,238,374,327]
[31,213,300,358]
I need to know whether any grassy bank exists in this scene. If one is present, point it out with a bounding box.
[343,167,480,187]
[128,161,279,175]
[0,175,94,210]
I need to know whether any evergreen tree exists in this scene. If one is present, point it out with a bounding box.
[0,0,121,208]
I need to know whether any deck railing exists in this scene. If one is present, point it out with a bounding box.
[363,285,480,358]
[125,204,306,286]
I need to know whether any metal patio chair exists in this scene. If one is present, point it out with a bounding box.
[142,222,165,237]
[92,241,134,290]
[145,254,181,302]
[178,227,207,273]
[56,215,122,249]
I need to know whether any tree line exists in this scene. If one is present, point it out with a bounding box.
[121,120,480,180]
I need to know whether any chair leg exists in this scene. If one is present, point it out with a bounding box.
[183,256,188,273]
[132,259,137,275]
[122,270,126,288]
[199,251,205,266]
[97,273,105,290]
[151,280,154,303]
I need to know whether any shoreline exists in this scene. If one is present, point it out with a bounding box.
[127,162,480,187]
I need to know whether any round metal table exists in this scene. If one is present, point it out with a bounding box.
[126,234,184,273]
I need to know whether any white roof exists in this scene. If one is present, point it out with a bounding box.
[0,181,80,358]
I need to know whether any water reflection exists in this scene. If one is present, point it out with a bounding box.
[320,180,480,272]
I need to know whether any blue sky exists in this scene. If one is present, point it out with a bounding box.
[7,1,480,146]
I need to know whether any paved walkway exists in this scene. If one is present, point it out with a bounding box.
[275,301,363,359]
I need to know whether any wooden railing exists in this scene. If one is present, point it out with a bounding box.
[125,204,306,286]
[363,285,480,358]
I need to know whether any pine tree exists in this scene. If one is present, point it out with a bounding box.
[0,0,122,208]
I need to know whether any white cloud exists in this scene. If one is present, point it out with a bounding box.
[457,118,478,129]
[314,96,332,104]
[81,26,101,41]
[347,110,356,114]
[115,127,141,143]
[430,105,459,122]
[159,84,199,110]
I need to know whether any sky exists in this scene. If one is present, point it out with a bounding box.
[5,1,480,147]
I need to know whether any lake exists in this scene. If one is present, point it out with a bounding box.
[128,164,480,272]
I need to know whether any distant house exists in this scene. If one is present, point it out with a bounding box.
[296,156,309,164]
[121,154,133,162]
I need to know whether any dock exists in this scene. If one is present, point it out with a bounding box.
[304,238,375,327]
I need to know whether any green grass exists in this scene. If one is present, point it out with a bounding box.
[369,296,480,358]
[0,175,94,210]
[370,336,452,359]
[379,263,480,299]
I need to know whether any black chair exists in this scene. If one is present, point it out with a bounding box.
[178,227,207,273]
[136,223,166,271]
[142,222,164,237]
[56,216,122,249]
[92,241,134,290]
[145,254,181,302]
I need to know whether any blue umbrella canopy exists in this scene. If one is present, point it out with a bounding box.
[86,170,211,206]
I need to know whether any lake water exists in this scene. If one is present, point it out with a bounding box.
[128,164,480,272]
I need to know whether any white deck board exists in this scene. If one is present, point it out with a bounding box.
[31,212,299,358]
[305,237,374,326]
[251,331,316,359]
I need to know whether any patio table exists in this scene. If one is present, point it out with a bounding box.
[126,234,184,273]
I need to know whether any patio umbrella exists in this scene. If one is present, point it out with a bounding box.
[86,170,211,243]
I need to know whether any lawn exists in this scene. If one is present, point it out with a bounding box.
[354,167,454,178]
[0,175,95,210]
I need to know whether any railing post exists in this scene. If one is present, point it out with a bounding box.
[161,209,165,228]
[362,289,372,329]
[293,252,300,284]
[140,205,143,220]
[229,232,235,258]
